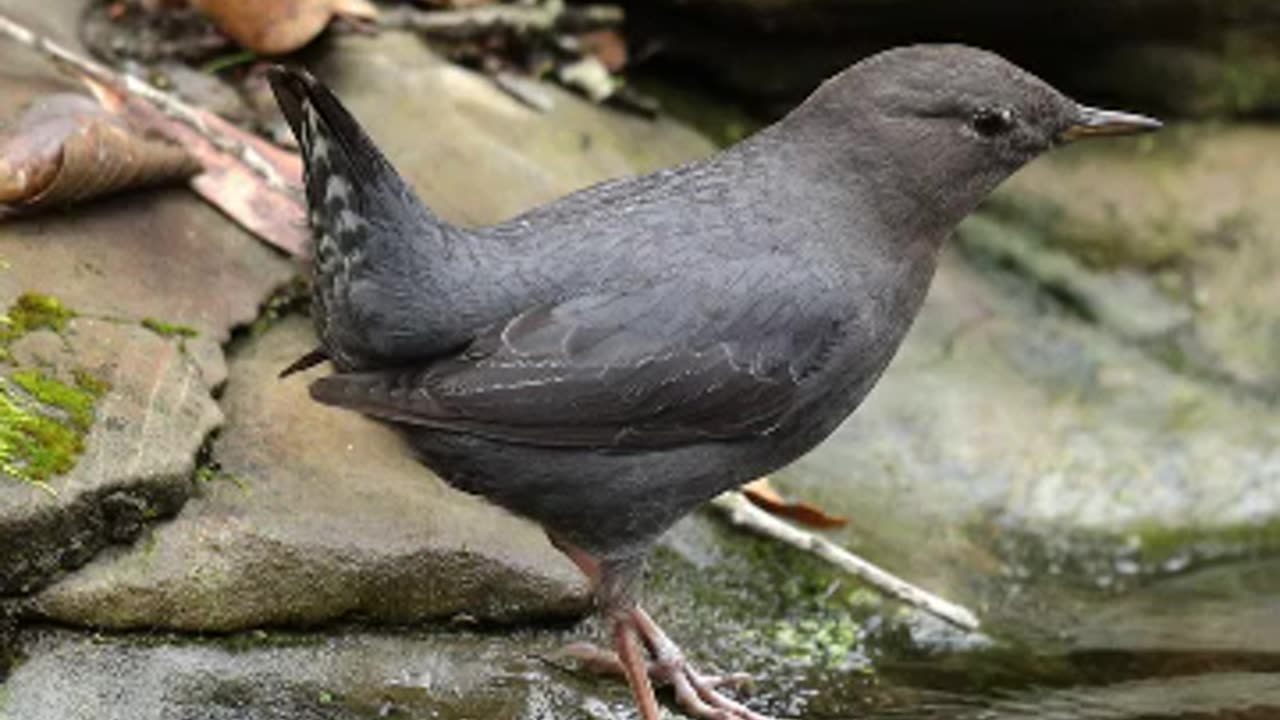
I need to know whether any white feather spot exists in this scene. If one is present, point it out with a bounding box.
[325,176,351,205]
[335,208,366,233]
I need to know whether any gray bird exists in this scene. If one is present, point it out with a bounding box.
[269,45,1158,720]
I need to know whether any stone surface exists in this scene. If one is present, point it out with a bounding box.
[0,319,222,594]
[989,124,1280,397]
[0,628,619,720]
[0,23,293,595]
[31,317,589,629]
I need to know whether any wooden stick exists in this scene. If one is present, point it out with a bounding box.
[710,490,981,631]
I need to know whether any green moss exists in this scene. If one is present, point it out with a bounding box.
[0,367,110,492]
[0,292,76,350]
[0,383,81,493]
[141,317,199,339]
[10,369,107,431]
[770,614,869,669]
[72,368,112,398]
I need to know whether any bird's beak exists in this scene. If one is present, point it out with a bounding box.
[1058,105,1162,142]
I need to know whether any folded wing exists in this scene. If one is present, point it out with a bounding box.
[309,281,838,450]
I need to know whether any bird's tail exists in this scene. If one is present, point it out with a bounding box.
[268,66,447,371]
[267,65,443,267]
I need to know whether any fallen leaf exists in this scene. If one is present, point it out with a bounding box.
[578,29,627,73]
[82,74,308,257]
[0,93,200,212]
[741,477,849,529]
[193,0,378,55]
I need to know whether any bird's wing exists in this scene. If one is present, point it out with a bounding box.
[308,281,839,449]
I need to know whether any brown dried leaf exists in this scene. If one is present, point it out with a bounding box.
[193,0,378,55]
[83,75,308,257]
[578,29,627,73]
[0,93,200,211]
[741,477,849,529]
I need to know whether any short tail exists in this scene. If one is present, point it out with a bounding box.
[267,66,442,247]
[267,66,447,370]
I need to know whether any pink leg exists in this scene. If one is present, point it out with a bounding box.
[547,533,771,720]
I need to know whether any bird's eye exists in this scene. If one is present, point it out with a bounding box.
[970,108,1015,137]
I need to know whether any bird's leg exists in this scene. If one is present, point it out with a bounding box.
[613,607,663,720]
[548,533,769,720]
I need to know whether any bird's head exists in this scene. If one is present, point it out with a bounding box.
[784,45,1160,233]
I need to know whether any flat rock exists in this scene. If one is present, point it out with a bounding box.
[1,628,630,720]
[31,317,589,629]
[0,26,293,594]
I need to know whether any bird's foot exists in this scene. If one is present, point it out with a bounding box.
[628,607,772,720]
[555,641,753,693]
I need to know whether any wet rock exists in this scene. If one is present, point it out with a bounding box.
[0,628,626,720]
[957,215,1193,342]
[1071,556,1280,654]
[31,317,589,630]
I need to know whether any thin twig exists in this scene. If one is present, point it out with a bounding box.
[0,11,289,193]
[710,491,981,631]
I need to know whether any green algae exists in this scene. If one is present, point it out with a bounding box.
[0,369,110,492]
[141,317,198,339]
[11,369,102,431]
[0,293,76,356]
[0,293,110,492]
[0,291,74,367]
